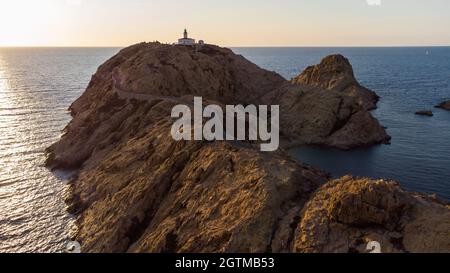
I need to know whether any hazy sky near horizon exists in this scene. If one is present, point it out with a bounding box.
[1,0,450,47]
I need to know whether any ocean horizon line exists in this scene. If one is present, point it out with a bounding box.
[1,45,450,49]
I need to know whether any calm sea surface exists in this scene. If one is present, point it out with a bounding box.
[0,47,120,252]
[0,47,449,252]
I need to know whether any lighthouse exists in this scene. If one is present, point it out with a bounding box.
[178,29,196,46]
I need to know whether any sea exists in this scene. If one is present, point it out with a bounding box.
[0,46,449,252]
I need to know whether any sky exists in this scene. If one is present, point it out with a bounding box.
[0,0,450,47]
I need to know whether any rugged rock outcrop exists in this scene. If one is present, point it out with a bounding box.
[435,100,450,111]
[294,176,450,253]
[45,42,449,253]
[262,54,391,149]
[64,111,327,252]
[45,42,331,252]
[48,42,389,160]
[262,83,390,149]
[107,43,285,105]
[292,55,379,111]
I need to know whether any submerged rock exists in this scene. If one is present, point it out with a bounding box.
[415,110,434,117]
[435,100,450,111]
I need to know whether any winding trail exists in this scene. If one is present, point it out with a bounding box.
[112,72,190,105]
[111,71,276,151]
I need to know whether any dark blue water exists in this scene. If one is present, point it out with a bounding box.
[233,47,450,200]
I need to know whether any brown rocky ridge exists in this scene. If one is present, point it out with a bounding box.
[46,42,449,253]
[435,100,450,111]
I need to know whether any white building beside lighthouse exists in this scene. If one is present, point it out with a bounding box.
[178,29,196,46]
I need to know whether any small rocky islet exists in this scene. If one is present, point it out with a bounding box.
[46,42,449,253]
[415,100,450,116]
[436,100,450,111]
[415,110,434,117]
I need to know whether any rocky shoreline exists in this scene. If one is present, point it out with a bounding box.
[47,43,449,253]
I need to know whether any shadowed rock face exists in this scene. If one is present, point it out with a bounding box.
[292,54,380,111]
[436,100,450,111]
[46,42,448,253]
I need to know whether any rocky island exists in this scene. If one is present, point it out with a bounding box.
[47,42,449,253]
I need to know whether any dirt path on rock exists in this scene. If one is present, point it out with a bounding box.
[112,72,192,106]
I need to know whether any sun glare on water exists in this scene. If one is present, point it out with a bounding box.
[0,57,9,107]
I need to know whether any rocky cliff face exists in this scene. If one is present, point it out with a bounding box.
[46,42,448,253]
[50,43,285,169]
[257,54,391,150]
[292,55,379,111]
[48,42,389,165]
[109,43,285,105]
[262,83,390,149]
[65,114,327,252]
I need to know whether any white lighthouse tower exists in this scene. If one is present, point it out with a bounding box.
[178,29,196,46]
